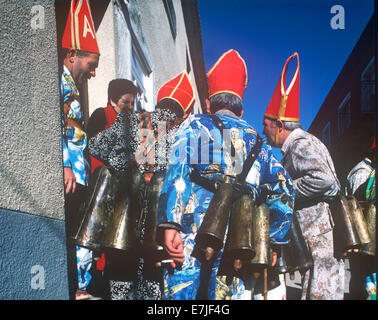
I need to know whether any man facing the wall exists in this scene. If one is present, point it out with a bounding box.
[262,52,345,300]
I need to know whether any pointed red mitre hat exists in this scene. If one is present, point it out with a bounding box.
[265,52,300,122]
[62,0,100,55]
[157,70,195,116]
[207,49,248,101]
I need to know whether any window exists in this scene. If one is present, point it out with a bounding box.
[163,0,176,39]
[338,92,351,136]
[186,49,191,74]
[361,56,375,114]
[131,46,153,111]
[115,0,154,112]
[322,122,331,151]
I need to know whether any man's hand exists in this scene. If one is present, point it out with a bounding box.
[64,167,76,194]
[233,258,242,271]
[164,229,184,268]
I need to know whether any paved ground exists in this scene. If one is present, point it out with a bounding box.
[85,259,353,300]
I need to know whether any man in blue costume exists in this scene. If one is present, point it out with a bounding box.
[60,0,100,300]
[157,49,295,300]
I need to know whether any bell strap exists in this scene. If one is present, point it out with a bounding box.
[236,135,262,183]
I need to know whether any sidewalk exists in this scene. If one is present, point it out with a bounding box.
[82,259,353,300]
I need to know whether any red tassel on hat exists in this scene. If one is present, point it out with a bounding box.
[157,70,195,116]
[207,49,248,101]
[265,52,300,122]
[62,0,100,55]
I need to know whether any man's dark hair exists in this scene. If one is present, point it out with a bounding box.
[156,98,184,118]
[62,48,94,59]
[108,79,139,104]
[209,92,243,117]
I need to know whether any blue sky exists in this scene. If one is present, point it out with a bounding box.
[198,0,374,159]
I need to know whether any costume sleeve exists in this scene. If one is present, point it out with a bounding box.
[259,148,294,244]
[289,136,339,202]
[88,114,121,164]
[346,162,372,197]
[61,82,73,169]
[62,129,71,168]
[86,108,106,138]
[157,123,194,232]
[88,111,137,173]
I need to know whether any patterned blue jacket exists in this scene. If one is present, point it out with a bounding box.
[60,66,89,186]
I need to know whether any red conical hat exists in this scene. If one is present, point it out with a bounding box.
[157,71,195,116]
[265,52,300,121]
[207,49,248,100]
[62,0,100,55]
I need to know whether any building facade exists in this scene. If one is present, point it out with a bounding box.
[308,14,375,186]
[56,0,207,120]
[0,0,206,299]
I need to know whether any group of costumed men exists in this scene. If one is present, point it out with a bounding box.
[60,0,375,300]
